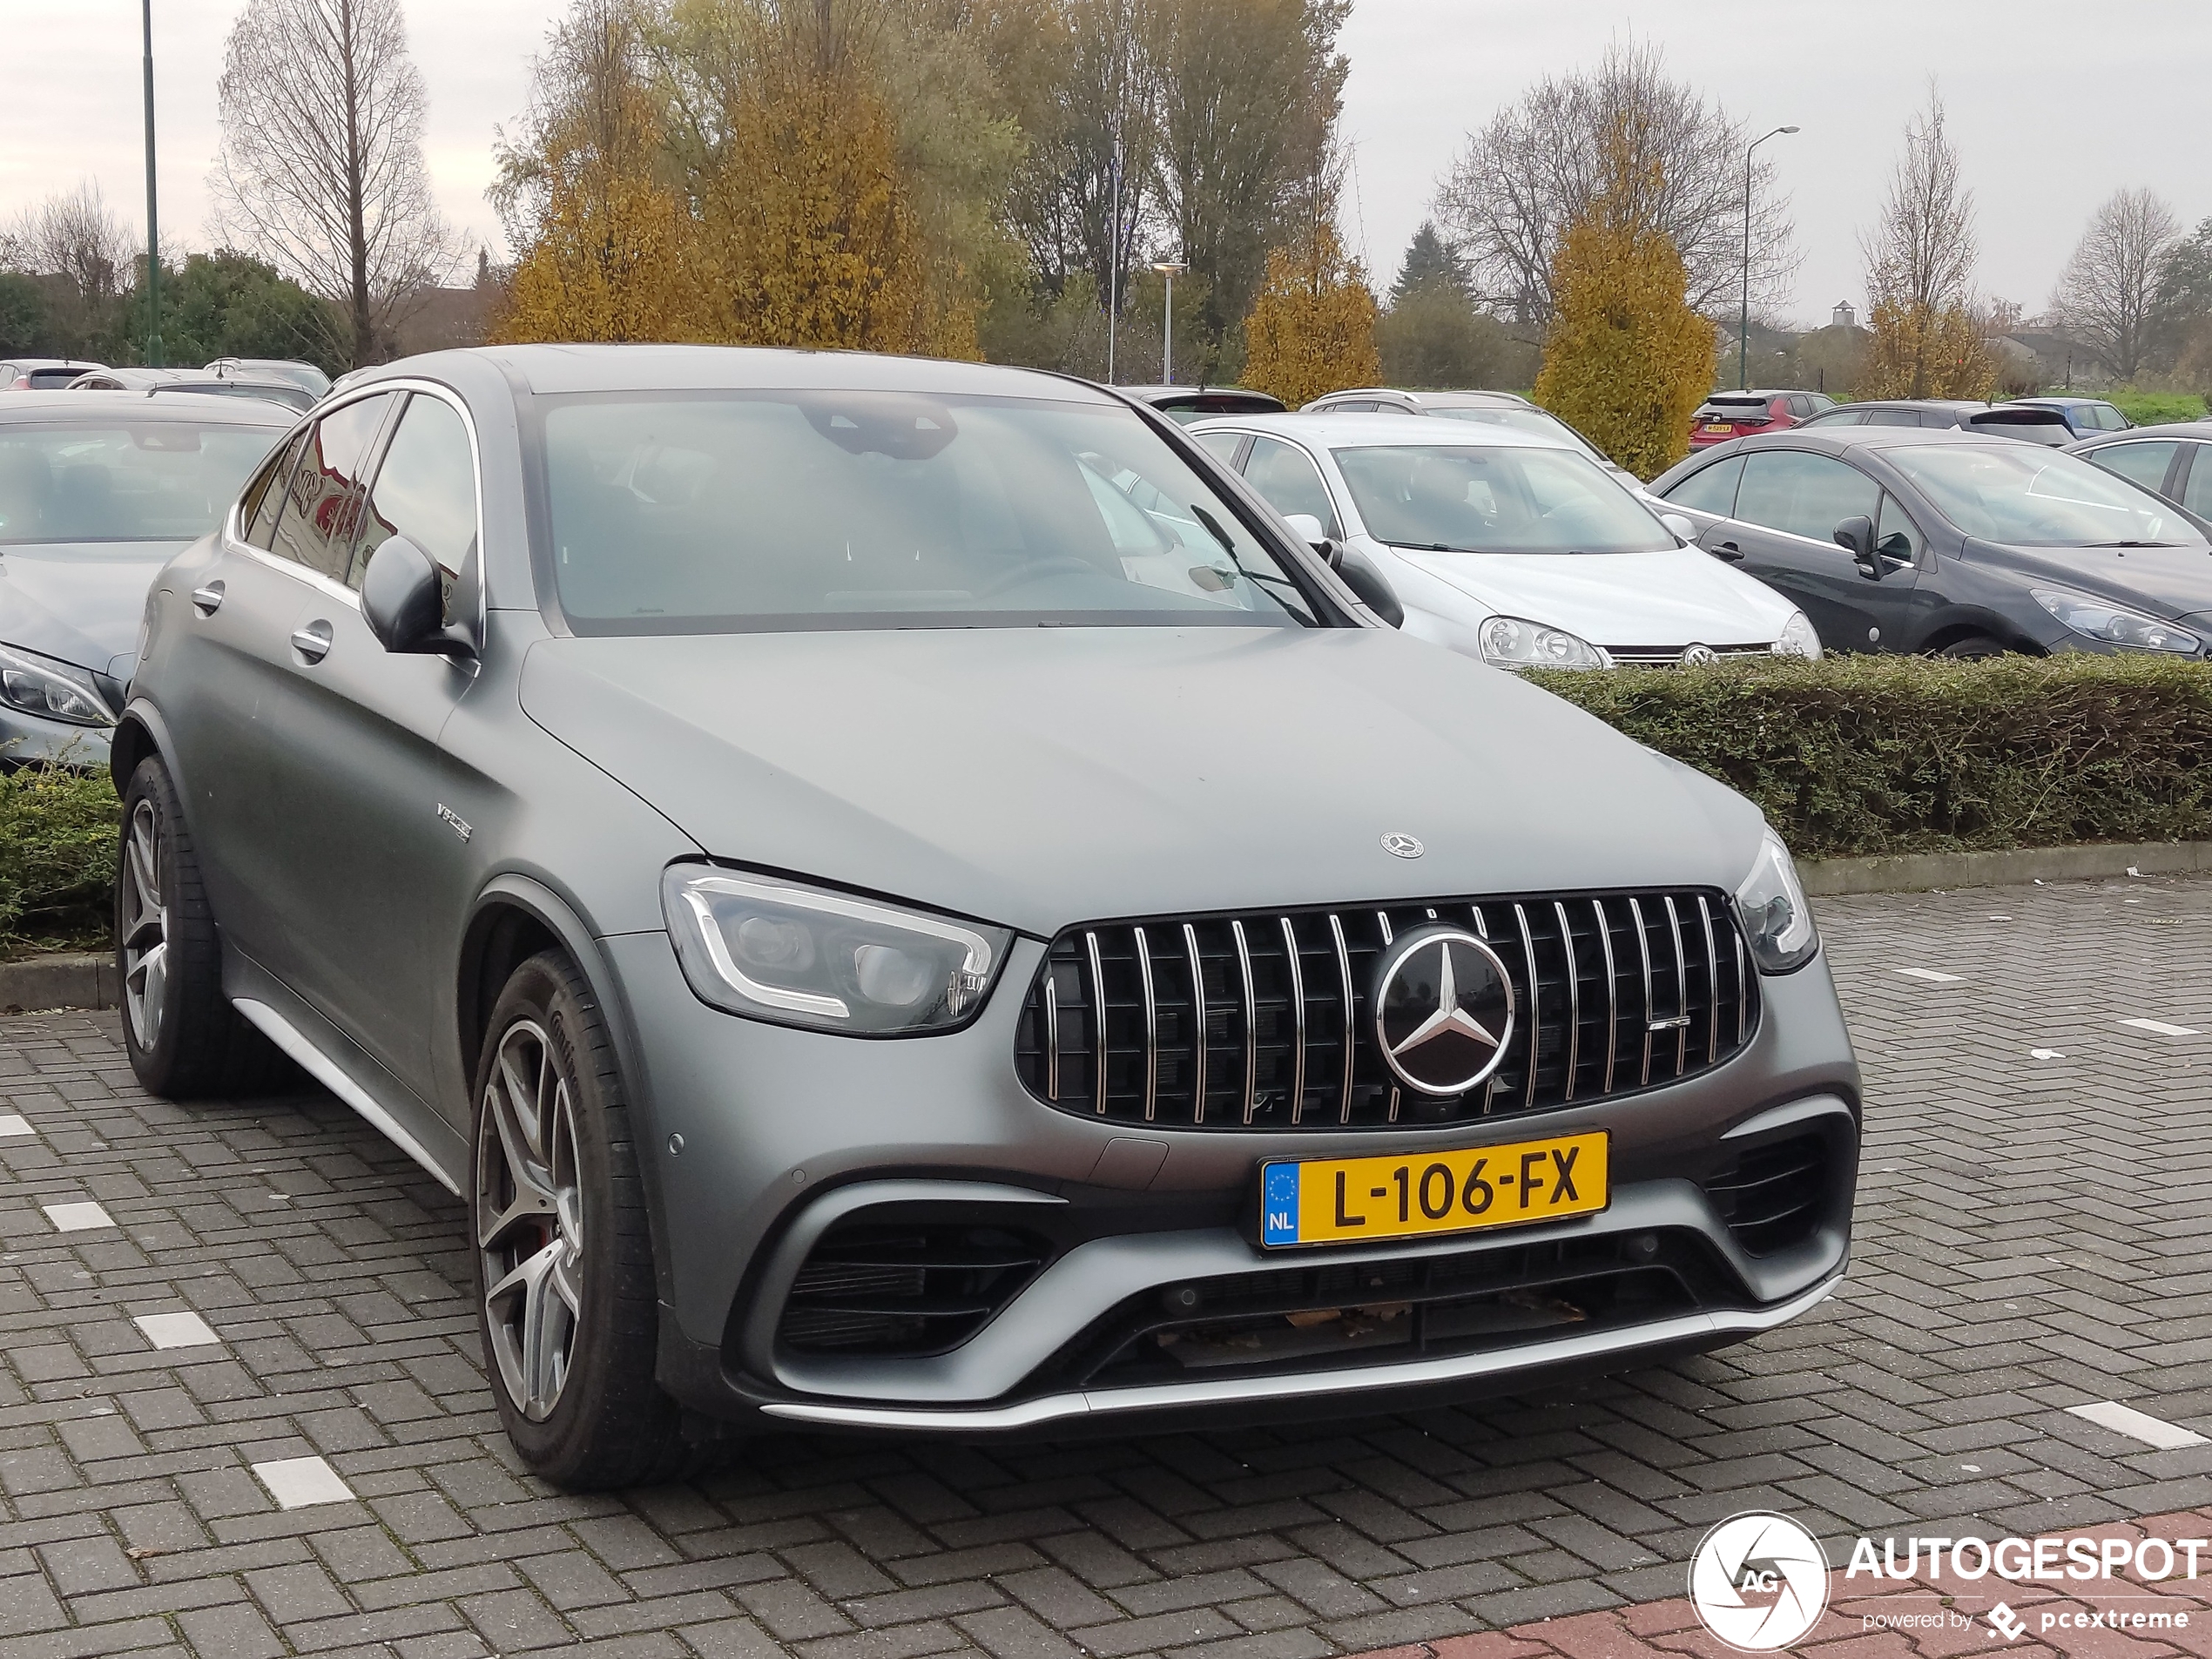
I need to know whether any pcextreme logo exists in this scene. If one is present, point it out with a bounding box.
[1689,1512,1832,1651]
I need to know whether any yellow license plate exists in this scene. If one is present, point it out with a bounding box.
[1260,1131,1608,1248]
[1703,423,1732,433]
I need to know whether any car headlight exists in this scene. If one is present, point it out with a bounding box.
[2030,589,2200,654]
[661,866,1013,1035]
[1733,829,1817,974]
[1478,616,1608,670]
[1771,610,1823,660]
[0,644,114,726]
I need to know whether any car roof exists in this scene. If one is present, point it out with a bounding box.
[365,342,1122,404]
[1703,388,1795,399]
[1116,384,1279,401]
[1842,399,1991,411]
[2013,395,2111,408]
[0,358,104,371]
[1716,425,2042,457]
[1309,388,1530,408]
[1190,410,1569,450]
[0,388,293,424]
[2072,420,2212,443]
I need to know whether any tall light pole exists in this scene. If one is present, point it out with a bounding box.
[141,0,162,367]
[1106,136,1123,383]
[1154,260,1186,384]
[1739,125,1797,390]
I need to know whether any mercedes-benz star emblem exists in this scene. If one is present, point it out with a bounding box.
[1380,832,1424,859]
[1372,926,1514,1096]
[1683,643,1717,665]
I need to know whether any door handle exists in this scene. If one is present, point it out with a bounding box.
[291,620,334,664]
[1710,540,1745,562]
[191,582,224,615]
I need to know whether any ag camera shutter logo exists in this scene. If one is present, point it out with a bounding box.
[1689,1512,1831,1651]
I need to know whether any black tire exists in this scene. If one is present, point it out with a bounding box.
[116,755,290,1098]
[470,949,686,1488]
[1934,635,2006,660]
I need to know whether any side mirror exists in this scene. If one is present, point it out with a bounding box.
[1833,515,1881,579]
[1281,511,1345,567]
[1660,512,1696,542]
[1334,544,1404,629]
[361,534,475,658]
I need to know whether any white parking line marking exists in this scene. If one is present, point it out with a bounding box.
[2068,1400,2209,1450]
[2120,1018,2201,1037]
[251,1455,354,1509]
[0,1116,33,1137]
[133,1312,219,1350]
[43,1201,113,1232]
[2029,1049,2067,1060]
[1893,968,1964,982]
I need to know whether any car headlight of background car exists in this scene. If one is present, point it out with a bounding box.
[1771,610,1823,660]
[2030,589,2201,654]
[1734,829,1818,973]
[661,866,1012,1035]
[1479,616,1608,670]
[0,643,114,726]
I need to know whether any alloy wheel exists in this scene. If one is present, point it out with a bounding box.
[476,1019,586,1420]
[120,798,168,1052]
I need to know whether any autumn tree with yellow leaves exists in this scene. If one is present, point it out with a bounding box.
[1857,91,1996,400]
[1533,135,1714,480]
[1241,223,1379,408]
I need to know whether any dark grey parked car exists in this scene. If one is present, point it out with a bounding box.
[1797,400,2074,446]
[118,345,1860,1487]
[2069,421,2212,523]
[1649,427,2212,658]
[0,391,291,764]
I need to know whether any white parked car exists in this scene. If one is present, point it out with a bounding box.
[1188,412,1819,668]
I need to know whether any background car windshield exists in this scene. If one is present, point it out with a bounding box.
[1331,443,1675,553]
[1885,444,2200,547]
[0,421,277,544]
[541,392,1317,631]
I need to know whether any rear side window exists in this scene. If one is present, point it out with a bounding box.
[1243,436,1341,536]
[2086,441,2178,496]
[352,394,477,590]
[1865,408,1925,427]
[1735,450,1881,543]
[2183,445,2212,520]
[1660,455,1743,516]
[266,393,394,581]
[1194,430,1244,464]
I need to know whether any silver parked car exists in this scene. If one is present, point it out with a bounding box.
[118,346,1860,1487]
[0,391,292,763]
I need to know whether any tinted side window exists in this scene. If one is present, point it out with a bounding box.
[1661,454,1743,516]
[1876,493,1924,562]
[266,393,395,580]
[1865,408,1925,427]
[2182,444,2212,520]
[1244,436,1340,536]
[352,394,477,590]
[1787,395,1815,417]
[1735,451,1882,543]
[2087,440,2179,496]
[240,430,306,548]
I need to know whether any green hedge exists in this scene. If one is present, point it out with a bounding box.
[0,764,119,958]
[1527,653,2212,860]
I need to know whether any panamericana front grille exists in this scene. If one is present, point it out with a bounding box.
[1014,890,1757,1130]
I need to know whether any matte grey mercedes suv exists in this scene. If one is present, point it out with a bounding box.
[117,345,1859,1487]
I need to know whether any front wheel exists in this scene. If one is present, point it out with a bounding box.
[1933,635,2006,660]
[471,950,685,1487]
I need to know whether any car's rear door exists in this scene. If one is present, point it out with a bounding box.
[159,392,396,971]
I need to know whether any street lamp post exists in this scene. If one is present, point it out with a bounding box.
[1739,125,1797,390]
[1106,136,1123,383]
[1154,260,1187,384]
[141,0,162,367]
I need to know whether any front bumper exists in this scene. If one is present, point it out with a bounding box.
[0,706,111,768]
[604,930,1860,1433]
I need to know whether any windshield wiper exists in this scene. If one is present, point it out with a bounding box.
[2085,540,2174,548]
[1188,502,1306,599]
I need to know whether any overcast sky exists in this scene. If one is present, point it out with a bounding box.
[3,0,2206,330]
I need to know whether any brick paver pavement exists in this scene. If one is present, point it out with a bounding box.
[2,874,2211,1658]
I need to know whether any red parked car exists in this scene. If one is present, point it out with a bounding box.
[1689,389,1835,448]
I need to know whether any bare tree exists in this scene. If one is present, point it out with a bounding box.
[2051,188,2180,383]
[211,0,455,365]
[0,182,138,354]
[1860,89,1976,318]
[1433,38,1796,326]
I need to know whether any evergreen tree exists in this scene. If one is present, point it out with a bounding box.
[1389,220,1466,306]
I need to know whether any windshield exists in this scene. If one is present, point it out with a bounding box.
[0,420,280,544]
[1332,442,1675,554]
[540,391,1319,631]
[1885,443,2201,548]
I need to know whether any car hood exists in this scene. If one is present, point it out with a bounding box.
[519,626,1767,936]
[1966,539,2212,621]
[0,541,179,678]
[1379,543,1797,648]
